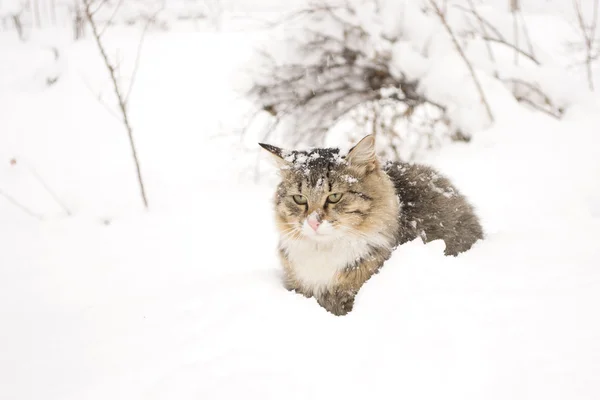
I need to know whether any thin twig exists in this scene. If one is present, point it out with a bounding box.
[505,78,563,119]
[481,36,540,65]
[515,97,561,119]
[465,0,497,77]
[517,10,536,60]
[263,3,346,29]
[573,0,598,90]
[429,0,494,123]
[81,76,121,121]
[126,7,164,103]
[26,164,72,216]
[511,0,520,66]
[83,0,149,209]
[98,0,124,37]
[89,0,108,18]
[0,187,43,221]
[452,4,506,40]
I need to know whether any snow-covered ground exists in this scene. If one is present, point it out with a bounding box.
[1,2,600,399]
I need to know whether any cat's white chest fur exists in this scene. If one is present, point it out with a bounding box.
[282,238,372,294]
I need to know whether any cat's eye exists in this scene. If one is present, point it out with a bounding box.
[292,195,308,205]
[327,193,343,203]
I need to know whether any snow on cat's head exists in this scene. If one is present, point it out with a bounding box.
[259,135,397,245]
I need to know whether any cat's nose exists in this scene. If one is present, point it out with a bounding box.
[307,212,322,231]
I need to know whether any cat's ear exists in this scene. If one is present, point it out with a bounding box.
[259,142,290,169]
[346,135,378,170]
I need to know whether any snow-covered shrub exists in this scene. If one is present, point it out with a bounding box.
[246,0,590,160]
[246,0,460,161]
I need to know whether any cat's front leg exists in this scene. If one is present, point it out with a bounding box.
[283,278,312,298]
[316,255,386,315]
[316,288,356,316]
[280,251,312,298]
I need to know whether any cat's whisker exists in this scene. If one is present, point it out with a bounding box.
[280,228,302,243]
[281,232,300,242]
[280,228,298,238]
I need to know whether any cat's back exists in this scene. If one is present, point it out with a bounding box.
[383,161,483,255]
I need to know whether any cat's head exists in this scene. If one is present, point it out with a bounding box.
[260,135,398,245]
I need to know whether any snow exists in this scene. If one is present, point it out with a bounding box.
[1,1,600,400]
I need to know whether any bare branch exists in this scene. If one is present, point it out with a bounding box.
[573,0,598,90]
[126,7,164,103]
[25,163,72,216]
[452,4,506,41]
[89,0,109,18]
[0,187,43,221]
[428,0,494,123]
[465,0,497,77]
[517,9,536,60]
[482,36,540,65]
[98,0,124,37]
[81,76,121,121]
[504,78,563,119]
[82,0,150,209]
[512,2,520,66]
[262,3,346,30]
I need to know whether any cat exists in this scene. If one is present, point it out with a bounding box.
[260,134,483,316]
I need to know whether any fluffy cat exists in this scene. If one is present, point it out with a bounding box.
[260,135,483,316]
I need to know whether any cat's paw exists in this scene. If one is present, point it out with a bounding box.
[317,289,355,316]
[284,282,312,298]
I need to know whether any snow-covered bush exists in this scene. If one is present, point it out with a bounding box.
[246,0,595,160]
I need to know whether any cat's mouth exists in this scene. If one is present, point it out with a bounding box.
[301,219,338,241]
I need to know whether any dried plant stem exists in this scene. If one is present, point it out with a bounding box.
[481,36,540,65]
[454,4,539,65]
[465,0,497,77]
[82,0,149,209]
[429,0,494,123]
[573,0,599,91]
[453,4,505,40]
[517,10,536,60]
[505,78,563,119]
[511,0,520,66]
[125,8,163,102]
[0,188,43,221]
[26,164,72,216]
